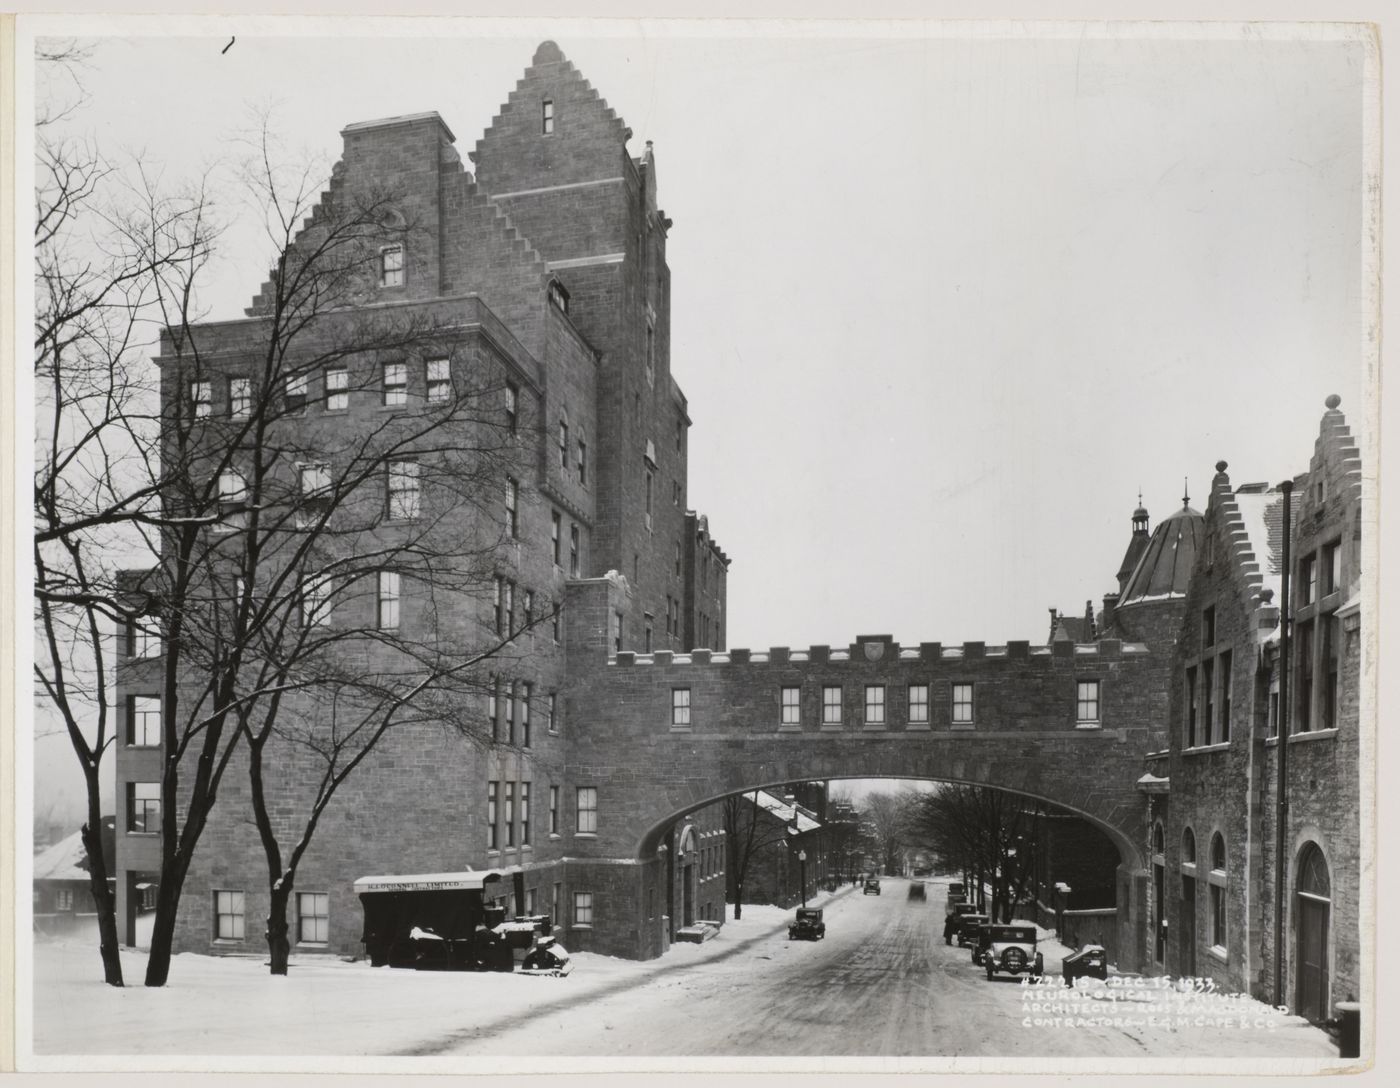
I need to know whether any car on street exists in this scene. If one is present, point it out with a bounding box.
[863,878,881,895]
[788,907,826,940]
[907,881,926,901]
[942,901,980,944]
[955,912,990,949]
[1061,943,1108,985]
[947,882,966,900]
[970,921,996,966]
[982,921,1044,981]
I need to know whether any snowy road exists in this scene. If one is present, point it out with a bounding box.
[411,878,1328,1059]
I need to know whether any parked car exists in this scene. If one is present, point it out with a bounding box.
[956,912,990,950]
[942,901,980,944]
[908,881,926,901]
[788,907,826,940]
[947,882,966,900]
[970,921,996,966]
[1062,943,1108,985]
[982,921,1044,981]
[863,878,882,895]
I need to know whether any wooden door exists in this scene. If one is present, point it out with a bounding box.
[1296,895,1330,1022]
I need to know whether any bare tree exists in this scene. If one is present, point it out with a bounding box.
[905,786,1044,922]
[33,45,220,985]
[859,790,907,875]
[721,790,800,920]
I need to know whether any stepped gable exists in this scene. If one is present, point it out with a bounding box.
[1208,468,1289,621]
[246,162,352,316]
[470,41,635,196]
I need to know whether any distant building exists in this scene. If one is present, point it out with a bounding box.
[33,818,117,936]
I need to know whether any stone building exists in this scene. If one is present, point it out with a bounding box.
[1142,396,1363,1025]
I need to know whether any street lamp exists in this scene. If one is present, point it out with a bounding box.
[798,850,808,907]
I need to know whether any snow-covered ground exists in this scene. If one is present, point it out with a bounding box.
[22,885,1347,1075]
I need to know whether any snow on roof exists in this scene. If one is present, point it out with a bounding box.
[747,790,821,833]
[353,870,507,893]
[33,830,89,883]
[1232,489,1285,606]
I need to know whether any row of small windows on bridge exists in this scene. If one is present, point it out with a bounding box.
[666,680,1103,729]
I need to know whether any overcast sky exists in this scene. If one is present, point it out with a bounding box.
[22,18,1373,810]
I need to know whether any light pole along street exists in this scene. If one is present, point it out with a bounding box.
[798,850,808,907]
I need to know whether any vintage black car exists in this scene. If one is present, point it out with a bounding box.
[970,921,996,966]
[1062,943,1108,985]
[788,907,826,940]
[863,878,882,895]
[983,921,1044,980]
[947,882,966,900]
[942,901,980,944]
[907,881,926,901]
[955,912,990,950]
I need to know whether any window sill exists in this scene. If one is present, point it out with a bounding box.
[669,725,692,733]
[1075,722,1103,730]
[1265,728,1339,747]
[1207,945,1228,964]
[571,924,593,931]
[1184,741,1232,755]
[297,942,328,950]
[1180,862,1197,876]
[125,744,159,750]
[124,831,158,837]
[213,938,245,945]
[549,833,561,841]
[574,833,597,840]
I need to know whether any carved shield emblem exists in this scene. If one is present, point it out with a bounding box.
[863,641,884,662]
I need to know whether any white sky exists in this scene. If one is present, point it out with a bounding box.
[21,19,1374,811]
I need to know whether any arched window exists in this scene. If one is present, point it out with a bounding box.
[1181,827,1196,867]
[1298,843,1331,898]
[1152,822,1165,857]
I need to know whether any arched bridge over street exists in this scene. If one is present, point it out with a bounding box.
[564,633,1169,970]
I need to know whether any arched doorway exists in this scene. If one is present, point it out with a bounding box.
[1295,843,1331,1022]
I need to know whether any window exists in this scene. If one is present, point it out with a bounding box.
[548,280,569,312]
[505,680,516,744]
[822,685,842,725]
[1321,615,1340,731]
[541,98,554,135]
[1268,684,1280,739]
[1300,554,1317,606]
[1209,834,1227,950]
[549,785,560,834]
[611,610,623,653]
[676,418,684,453]
[644,470,654,531]
[951,683,974,724]
[505,383,518,434]
[217,468,247,521]
[301,574,332,627]
[674,542,682,577]
[576,787,598,834]
[487,781,499,849]
[1186,666,1198,746]
[644,613,653,653]
[524,590,535,631]
[378,570,400,630]
[781,686,801,726]
[520,782,531,846]
[127,782,159,833]
[505,478,519,538]
[299,462,330,498]
[504,581,516,636]
[127,619,161,659]
[387,461,420,520]
[505,782,516,847]
[493,577,504,635]
[1076,680,1101,724]
[521,683,531,748]
[569,524,580,577]
[645,324,655,387]
[55,888,74,912]
[551,511,562,565]
[128,695,161,747]
[423,357,451,403]
[1323,541,1341,596]
[552,604,561,643]
[1219,650,1232,743]
[297,892,329,944]
[1201,606,1216,647]
[1296,620,1315,732]
[380,245,404,287]
[577,440,587,485]
[285,373,308,412]
[864,685,886,725]
[574,891,593,927]
[1181,827,1197,867]
[229,377,251,419]
[547,692,557,734]
[488,675,500,743]
[190,380,212,418]
[672,687,691,727]
[325,366,348,411]
[214,890,245,940]
[1202,659,1215,741]
[908,684,929,724]
[383,361,407,407]
[559,420,569,469]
